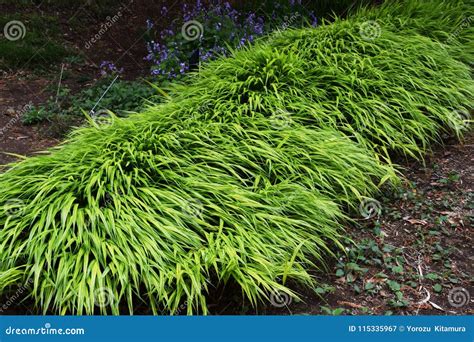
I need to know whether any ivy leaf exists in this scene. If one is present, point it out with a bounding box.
[425,273,438,280]
[387,280,401,291]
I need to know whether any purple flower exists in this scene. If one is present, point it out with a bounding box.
[309,12,318,27]
[179,62,188,74]
[99,61,123,76]
[146,19,154,30]
[144,0,316,79]
[238,37,247,48]
[196,0,203,11]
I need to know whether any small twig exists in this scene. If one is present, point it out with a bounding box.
[428,301,445,311]
[417,264,423,281]
[55,63,65,104]
[416,286,431,305]
[89,74,119,115]
[414,286,431,315]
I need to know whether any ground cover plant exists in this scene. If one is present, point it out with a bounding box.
[0,13,70,69]
[0,0,472,315]
[21,78,159,125]
[15,0,373,130]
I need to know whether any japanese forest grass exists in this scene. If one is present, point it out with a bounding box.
[174,16,472,160]
[0,3,473,314]
[0,117,393,315]
[353,0,474,66]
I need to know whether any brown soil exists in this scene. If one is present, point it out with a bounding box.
[0,73,59,165]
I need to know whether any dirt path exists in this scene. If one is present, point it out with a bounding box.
[0,73,60,165]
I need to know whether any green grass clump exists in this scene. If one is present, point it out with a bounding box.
[0,0,472,314]
[0,14,70,69]
[0,115,392,314]
[354,0,474,65]
[169,17,472,159]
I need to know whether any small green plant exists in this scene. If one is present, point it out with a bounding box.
[439,172,461,184]
[321,306,346,315]
[21,79,159,126]
[76,78,159,114]
[388,292,410,308]
[314,284,336,295]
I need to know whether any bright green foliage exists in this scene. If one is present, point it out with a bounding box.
[354,0,474,65]
[171,16,472,159]
[0,0,472,314]
[0,118,392,314]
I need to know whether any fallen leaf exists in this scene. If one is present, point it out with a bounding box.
[404,218,428,225]
[337,301,364,309]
